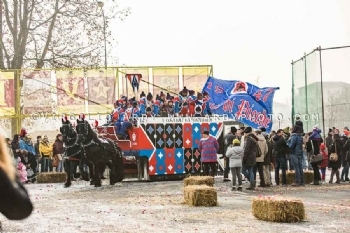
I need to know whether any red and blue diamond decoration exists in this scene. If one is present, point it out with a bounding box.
[147,122,222,175]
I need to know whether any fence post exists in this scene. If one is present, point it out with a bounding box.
[304,53,309,132]
[291,60,295,126]
[319,46,326,139]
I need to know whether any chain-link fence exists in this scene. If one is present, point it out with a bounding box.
[292,45,350,136]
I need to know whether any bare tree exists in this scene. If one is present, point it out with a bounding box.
[0,0,130,69]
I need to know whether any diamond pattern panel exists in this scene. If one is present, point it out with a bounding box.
[155,149,166,175]
[145,124,156,147]
[184,148,193,174]
[164,124,174,148]
[174,123,183,148]
[155,124,165,149]
[174,148,184,174]
[165,148,175,175]
[192,123,201,149]
[209,122,218,137]
[183,123,192,149]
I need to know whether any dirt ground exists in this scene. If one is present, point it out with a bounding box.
[1,174,350,233]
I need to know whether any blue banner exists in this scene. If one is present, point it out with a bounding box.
[202,76,279,132]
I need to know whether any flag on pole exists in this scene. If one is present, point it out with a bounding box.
[125,74,142,99]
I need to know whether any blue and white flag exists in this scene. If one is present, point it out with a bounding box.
[202,76,279,132]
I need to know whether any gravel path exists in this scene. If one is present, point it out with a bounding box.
[1,177,350,233]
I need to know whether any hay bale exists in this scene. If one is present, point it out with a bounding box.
[184,185,217,207]
[183,176,214,187]
[252,196,305,223]
[279,170,314,185]
[37,172,67,183]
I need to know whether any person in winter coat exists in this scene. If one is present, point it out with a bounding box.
[273,129,288,186]
[242,127,259,190]
[53,134,64,172]
[222,127,238,182]
[263,135,273,186]
[18,149,37,182]
[253,129,268,187]
[293,117,304,134]
[309,125,323,155]
[319,143,328,182]
[198,131,219,177]
[328,134,343,183]
[11,134,20,167]
[226,138,243,191]
[287,127,305,186]
[17,157,28,183]
[325,130,333,154]
[39,135,53,172]
[0,135,33,220]
[19,135,36,156]
[341,130,350,182]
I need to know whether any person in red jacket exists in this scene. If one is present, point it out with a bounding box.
[319,143,328,182]
[198,131,219,177]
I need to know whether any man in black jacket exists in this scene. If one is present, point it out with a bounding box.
[273,129,288,186]
[222,127,238,182]
[242,127,259,190]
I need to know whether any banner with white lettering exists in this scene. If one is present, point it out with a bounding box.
[202,76,279,132]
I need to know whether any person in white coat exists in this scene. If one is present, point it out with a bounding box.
[226,138,244,191]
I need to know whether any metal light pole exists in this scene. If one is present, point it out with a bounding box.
[98,1,107,69]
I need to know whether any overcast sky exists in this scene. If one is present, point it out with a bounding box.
[110,0,350,104]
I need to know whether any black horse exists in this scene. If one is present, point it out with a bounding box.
[75,118,124,187]
[60,119,91,188]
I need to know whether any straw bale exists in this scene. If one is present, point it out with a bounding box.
[252,196,305,223]
[184,185,217,207]
[279,170,314,185]
[37,172,67,183]
[183,176,214,187]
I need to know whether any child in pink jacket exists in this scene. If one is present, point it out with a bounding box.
[17,157,28,183]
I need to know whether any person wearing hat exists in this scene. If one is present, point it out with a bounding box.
[287,125,305,186]
[222,127,239,182]
[39,135,53,172]
[272,129,288,186]
[226,138,243,191]
[198,131,219,177]
[242,127,259,190]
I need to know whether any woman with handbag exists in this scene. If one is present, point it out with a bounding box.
[308,128,323,185]
[328,134,343,183]
[53,134,64,172]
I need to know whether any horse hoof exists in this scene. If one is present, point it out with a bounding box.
[94,184,102,187]
[110,182,116,186]
[64,183,71,188]
[90,181,94,185]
